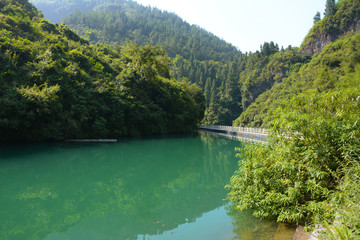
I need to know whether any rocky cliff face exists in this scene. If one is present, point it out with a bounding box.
[301,20,360,55]
[301,0,360,56]
[301,33,335,56]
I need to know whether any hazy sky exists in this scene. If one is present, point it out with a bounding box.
[134,0,325,53]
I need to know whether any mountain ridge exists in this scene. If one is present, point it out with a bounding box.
[25,0,360,127]
[301,0,360,55]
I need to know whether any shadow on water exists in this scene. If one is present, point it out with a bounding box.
[0,132,294,240]
[226,205,295,240]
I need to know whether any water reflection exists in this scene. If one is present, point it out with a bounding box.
[0,133,237,239]
[226,205,294,240]
[0,133,294,240]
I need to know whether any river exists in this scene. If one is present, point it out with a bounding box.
[0,132,294,240]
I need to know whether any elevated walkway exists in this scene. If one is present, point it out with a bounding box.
[199,125,269,143]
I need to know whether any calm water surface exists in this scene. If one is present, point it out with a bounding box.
[0,132,294,240]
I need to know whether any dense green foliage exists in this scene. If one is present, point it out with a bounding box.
[238,44,310,111]
[192,44,308,125]
[0,0,205,142]
[29,0,121,23]
[62,1,239,62]
[229,1,360,234]
[170,44,307,125]
[324,0,337,16]
[31,0,309,125]
[314,12,321,24]
[229,1,360,233]
[30,0,360,127]
[236,23,360,127]
[227,89,360,233]
[58,0,244,124]
[234,46,314,127]
[319,162,360,239]
[301,0,360,55]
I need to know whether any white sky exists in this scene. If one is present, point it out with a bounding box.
[134,0,325,53]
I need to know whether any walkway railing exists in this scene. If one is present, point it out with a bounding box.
[200,125,268,134]
[199,125,269,143]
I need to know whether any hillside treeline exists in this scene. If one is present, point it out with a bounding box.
[0,0,205,142]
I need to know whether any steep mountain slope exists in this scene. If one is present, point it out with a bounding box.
[301,0,360,55]
[31,0,309,125]
[235,0,360,127]
[235,27,360,127]
[0,0,204,142]
[29,0,247,125]
[31,0,359,127]
[31,0,240,62]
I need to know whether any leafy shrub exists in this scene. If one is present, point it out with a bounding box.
[227,89,360,226]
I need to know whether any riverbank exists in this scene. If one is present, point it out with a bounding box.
[292,226,312,240]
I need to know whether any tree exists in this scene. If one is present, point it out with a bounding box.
[260,41,279,56]
[324,0,337,16]
[313,11,321,24]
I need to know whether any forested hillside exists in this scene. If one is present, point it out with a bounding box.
[31,0,311,125]
[31,0,244,124]
[27,0,115,23]
[22,0,360,129]
[30,0,239,61]
[0,0,205,142]
[301,0,360,55]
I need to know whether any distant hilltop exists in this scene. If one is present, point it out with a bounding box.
[301,0,360,55]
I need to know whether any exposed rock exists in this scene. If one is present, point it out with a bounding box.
[300,33,334,56]
[292,226,311,240]
[301,0,360,56]
[301,20,360,56]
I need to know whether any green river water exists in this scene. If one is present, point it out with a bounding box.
[0,132,294,240]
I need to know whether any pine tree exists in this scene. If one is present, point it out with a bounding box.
[324,0,337,16]
[313,11,321,24]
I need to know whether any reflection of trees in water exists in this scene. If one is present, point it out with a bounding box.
[200,132,242,184]
[226,204,295,240]
[0,134,240,240]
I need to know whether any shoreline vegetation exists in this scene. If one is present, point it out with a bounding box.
[227,90,360,239]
